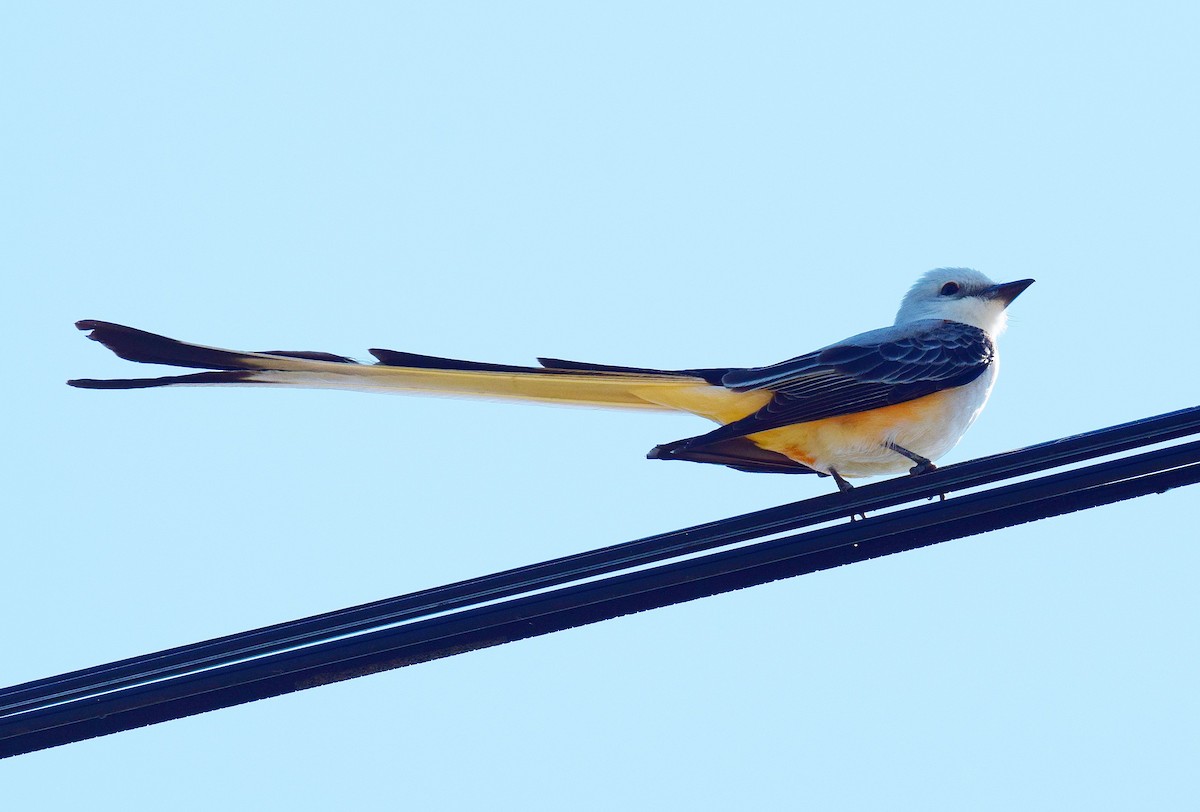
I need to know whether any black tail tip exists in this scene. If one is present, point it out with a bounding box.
[67,376,144,389]
[75,319,115,341]
[646,443,682,460]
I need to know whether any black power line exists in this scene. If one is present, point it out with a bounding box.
[3,405,1198,758]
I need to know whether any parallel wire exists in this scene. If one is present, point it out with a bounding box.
[2,405,1198,758]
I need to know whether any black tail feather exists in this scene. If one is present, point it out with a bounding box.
[259,350,357,364]
[67,370,258,389]
[75,320,260,371]
[75,320,362,374]
[539,357,729,385]
[369,348,550,374]
[647,435,817,475]
[368,349,727,381]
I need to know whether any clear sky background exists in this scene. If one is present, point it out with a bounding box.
[5,2,1198,809]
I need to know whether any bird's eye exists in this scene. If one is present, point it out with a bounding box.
[939,282,960,296]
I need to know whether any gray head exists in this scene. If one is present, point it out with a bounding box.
[895,268,1034,334]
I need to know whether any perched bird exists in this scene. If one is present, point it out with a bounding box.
[70,268,1032,491]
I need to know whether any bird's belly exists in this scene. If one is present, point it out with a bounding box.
[746,373,995,478]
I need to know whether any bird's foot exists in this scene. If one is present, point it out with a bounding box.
[884,441,937,476]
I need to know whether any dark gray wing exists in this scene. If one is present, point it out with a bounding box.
[709,319,995,440]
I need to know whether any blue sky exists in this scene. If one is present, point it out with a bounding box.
[5,2,1199,808]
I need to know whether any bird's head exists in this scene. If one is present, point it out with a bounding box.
[895,268,1034,335]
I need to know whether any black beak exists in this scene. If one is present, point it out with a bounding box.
[983,278,1035,307]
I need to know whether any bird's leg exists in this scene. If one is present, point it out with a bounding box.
[830,468,866,522]
[884,441,938,475]
[830,468,854,493]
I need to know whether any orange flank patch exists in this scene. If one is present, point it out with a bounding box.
[789,449,818,467]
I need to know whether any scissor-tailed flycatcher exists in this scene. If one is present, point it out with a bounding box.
[70,268,1032,490]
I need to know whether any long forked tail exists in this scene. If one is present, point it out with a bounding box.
[67,320,752,416]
